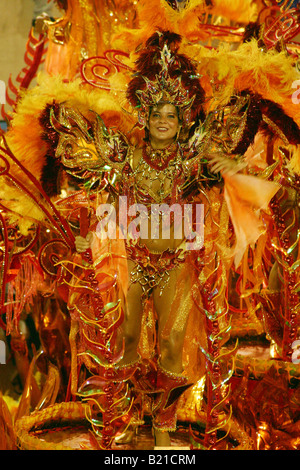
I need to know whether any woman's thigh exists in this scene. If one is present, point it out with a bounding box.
[153,263,191,362]
[153,264,189,330]
[121,259,144,344]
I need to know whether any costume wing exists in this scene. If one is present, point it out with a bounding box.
[187,90,300,176]
[49,104,129,179]
[0,77,133,331]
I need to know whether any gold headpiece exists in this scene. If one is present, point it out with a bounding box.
[135,43,195,126]
[127,31,205,134]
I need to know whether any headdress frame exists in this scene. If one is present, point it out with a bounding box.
[126,31,206,140]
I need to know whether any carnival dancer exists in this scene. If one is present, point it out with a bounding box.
[65,31,279,446]
[72,32,207,447]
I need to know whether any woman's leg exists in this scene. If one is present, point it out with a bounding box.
[153,264,190,373]
[152,264,191,446]
[118,259,144,365]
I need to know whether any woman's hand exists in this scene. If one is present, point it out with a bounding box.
[75,232,93,253]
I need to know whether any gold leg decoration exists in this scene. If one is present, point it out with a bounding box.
[193,254,236,450]
[77,359,142,449]
[63,208,139,449]
[256,290,284,355]
[152,362,192,433]
[268,191,300,361]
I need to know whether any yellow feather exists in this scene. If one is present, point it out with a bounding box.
[208,0,258,23]
[181,39,300,122]
[113,0,258,51]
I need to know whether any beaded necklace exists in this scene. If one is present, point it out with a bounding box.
[142,141,179,171]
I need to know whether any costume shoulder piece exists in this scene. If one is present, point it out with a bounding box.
[49,104,130,174]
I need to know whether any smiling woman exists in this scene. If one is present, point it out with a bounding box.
[147,103,180,148]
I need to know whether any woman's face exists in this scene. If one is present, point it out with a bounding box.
[148,103,180,148]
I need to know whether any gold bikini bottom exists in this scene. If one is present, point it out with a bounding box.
[125,240,187,297]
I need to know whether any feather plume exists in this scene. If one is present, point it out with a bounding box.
[209,0,258,24]
[112,0,258,52]
[112,0,207,50]
[5,73,136,175]
[183,39,300,126]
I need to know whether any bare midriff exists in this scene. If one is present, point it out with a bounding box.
[130,148,185,253]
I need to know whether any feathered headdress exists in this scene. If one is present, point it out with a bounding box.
[126,31,205,137]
